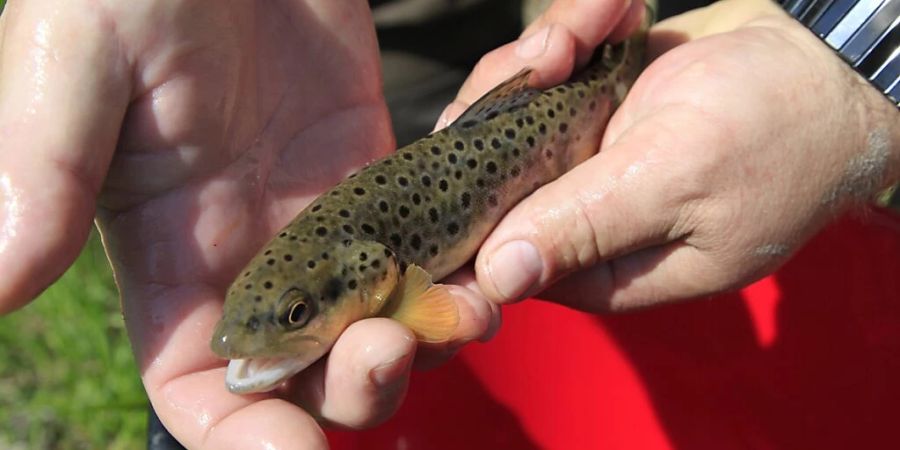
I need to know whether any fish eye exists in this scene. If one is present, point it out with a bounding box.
[279,289,314,328]
[287,301,310,326]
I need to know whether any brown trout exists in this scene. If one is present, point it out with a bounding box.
[211,5,655,394]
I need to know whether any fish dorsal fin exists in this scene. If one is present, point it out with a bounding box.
[382,264,459,343]
[451,68,539,128]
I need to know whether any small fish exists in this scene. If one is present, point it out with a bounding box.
[211,5,655,394]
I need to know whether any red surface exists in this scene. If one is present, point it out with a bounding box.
[328,209,900,449]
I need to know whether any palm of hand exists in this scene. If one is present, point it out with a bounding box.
[2,0,394,447]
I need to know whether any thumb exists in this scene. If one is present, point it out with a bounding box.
[474,116,685,306]
[0,1,130,312]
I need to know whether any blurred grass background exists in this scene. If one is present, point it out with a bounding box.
[0,229,148,450]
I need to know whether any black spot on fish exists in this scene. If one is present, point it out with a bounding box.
[359,264,367,272]
[265,250,272,256]
[284,254,293,262]
[399,205,410,218]
[343,224,354,234]
[545,148,553,159]
[455,170,463,180]
[486,161,498,174]
[244,284,252,290]
[515,118,524,128]
[312,204,322,212]
[577,90,585,98]
[447,222,459,235]
[371,259,381,269]
[485,111,499,120]
[429,208,439,223]
[555,87,566,94]
[361,224,375,234]
[555,102,563,111]
[390,234,402,247]
[264,281,273,290]
[398,176,409,187]
[454,140,465,150]
[488,195,499,207]
[505,129,516,139]
[421,175,432,187]
[315,226,327,236]
[491,138,502,149]
[513,148,521,157]
[511,166,521,177]
[410,234,422,251]
[375,175,388,185]
[525,116,535,125]
[589,101,596,111]
[430,146,442,156]
[439,179,449,192]
[547,109,556,118]
[476,178,486,188]
[538,123,547,135]
[348,279,358,290]
[339,209,350,218]
[526,136,535,147]
[307,260,316,269]
[461,192,471,208]
[353,187,366,196]
[429,245,439,256]
[461,120,477,128]
[412,193,422,205]
[403,152,413,161]
[467,159,478,169]
[267,259,276,266]
[379,201,389,213]
[279,232,288,238]
[569,107,577,117]
[474,139,484,151]
[254,295,262,302]
[384,248,393,258]
[448,153,458,164]
[431,161,440,170]
[559,123,568,133]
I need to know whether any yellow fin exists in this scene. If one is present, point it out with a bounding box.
[383,264,459,343]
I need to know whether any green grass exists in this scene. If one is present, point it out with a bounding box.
[0,230,147,450]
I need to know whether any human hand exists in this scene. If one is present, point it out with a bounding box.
[0,0,498,448]
[441,0,899,311]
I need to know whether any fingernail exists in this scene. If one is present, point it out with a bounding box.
[369,351,413,387]
[516,25,551,59]
[486,240,543,301]
[433,107,450,132]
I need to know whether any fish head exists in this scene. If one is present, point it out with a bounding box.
[210,236,401,393]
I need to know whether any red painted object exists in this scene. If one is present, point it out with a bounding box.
[328,209,900,449]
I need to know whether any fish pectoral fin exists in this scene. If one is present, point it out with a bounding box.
[383,264,459,343]
[451,68,540,127]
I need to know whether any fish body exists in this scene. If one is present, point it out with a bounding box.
[211,7,654,394]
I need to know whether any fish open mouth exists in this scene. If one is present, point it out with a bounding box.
[225,357,317,394]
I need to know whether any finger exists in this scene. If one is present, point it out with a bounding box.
[451,24,577,113]
[0,0,130,312]
[413,270,502,370]
[538,242,735,312]
[288,318,416,429]
[523,0,635,65]
[151,369,327,450]
[474,108,698,304]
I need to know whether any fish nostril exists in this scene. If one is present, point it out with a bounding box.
[246,317,260,332]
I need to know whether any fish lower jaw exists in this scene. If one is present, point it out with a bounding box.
[225,356,317,394]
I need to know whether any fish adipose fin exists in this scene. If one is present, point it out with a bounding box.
[451,68,540,127]
[383,264,459,343]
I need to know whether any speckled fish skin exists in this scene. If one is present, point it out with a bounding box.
[210,8,653,385]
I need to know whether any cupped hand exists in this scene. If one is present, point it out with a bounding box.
[0,0,497,448]
[442,0,899,311]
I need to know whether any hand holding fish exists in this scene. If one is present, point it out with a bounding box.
[446,0,899,310]
[0,0,498,448]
